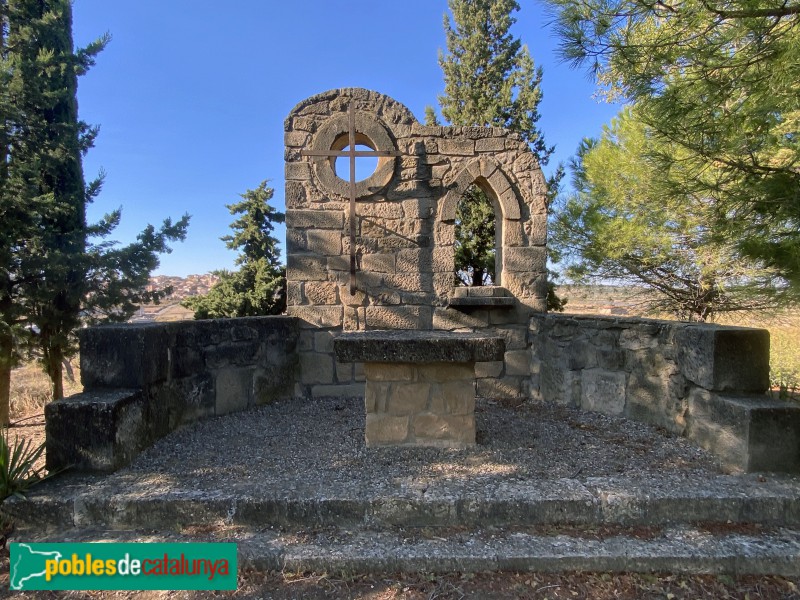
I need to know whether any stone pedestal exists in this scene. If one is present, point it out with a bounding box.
[364,362,476,447]
[334,330,505,448]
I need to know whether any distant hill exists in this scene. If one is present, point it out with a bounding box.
[129,279,651,323]
[130,274,220,323]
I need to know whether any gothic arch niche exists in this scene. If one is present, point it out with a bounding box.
[454,179,503,287]
[436,159,527,300]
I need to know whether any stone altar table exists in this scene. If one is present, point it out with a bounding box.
[334,331,505,448]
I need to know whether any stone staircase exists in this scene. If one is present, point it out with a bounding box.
[6,472,800,576]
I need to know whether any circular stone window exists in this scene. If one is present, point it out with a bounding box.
[310,112,397,198]
[335,144,379,182]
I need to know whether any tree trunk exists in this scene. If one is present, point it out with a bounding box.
[0,330,11,426]
[472,268,485,287]
[43,340,64,401]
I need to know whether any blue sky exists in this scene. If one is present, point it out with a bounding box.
[71,1,620,277]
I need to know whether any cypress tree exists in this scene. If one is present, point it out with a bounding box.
[0,0,189,408]
[184,181,285,319]
[437,0,553,286]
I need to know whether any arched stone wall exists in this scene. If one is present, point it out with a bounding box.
[284,88,548,399]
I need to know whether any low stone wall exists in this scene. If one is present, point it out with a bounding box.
[46,317,300,472]
[529,314,800,472]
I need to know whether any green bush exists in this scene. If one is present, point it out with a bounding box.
[0,428,48,502]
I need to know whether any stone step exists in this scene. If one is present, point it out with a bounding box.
[16,524,800,577]
[6,473,799,532]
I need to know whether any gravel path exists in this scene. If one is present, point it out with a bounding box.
[118,396,722,491]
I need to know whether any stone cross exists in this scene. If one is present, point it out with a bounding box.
[300,102,400,295]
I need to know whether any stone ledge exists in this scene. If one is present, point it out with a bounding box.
[686,391,800,473]
[334,330,505,363]
[448,296,515,308]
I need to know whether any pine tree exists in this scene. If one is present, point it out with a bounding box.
[437,0,554,287]
[546,0,800,294]
[184,181,285,319]
[550,109,786,321]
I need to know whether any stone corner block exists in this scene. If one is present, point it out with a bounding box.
[79,324,169,390]
[45,389,148,473]
[686,390,800,473]
[677,325,770,393]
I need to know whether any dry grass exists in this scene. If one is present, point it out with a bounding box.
[720,311,800,401]
[9,360,81,421]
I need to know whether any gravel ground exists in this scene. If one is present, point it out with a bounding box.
[118,396,721,490]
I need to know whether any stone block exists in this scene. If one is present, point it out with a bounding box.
[476,361,504,378]
[215,368,252,415]
[504,350,531,376]
[366,413,410,446]
[429,380,475,415]
[525,214,547,245]
[300,352,335,385]
[307,230,342,255]
[285,162,312,181]
[335,360,353,383]
[496,325,529,350]
[580,369,627,416]
[284,180,307,208]
[314,331,335,353]
[335,330,504,363]
[365,305,421,329]
[386,382,431,415]
[385,273,432,292]
[344,307,366,331]
[361,253,396,273]
[79,324,169,390]
[686,389,800,473]
[287,255,328,282]
[417,362,474,382]
[354,361,366,382]
[305,281,338,305]
[677,325,770,393]
[475,137,505,152]
[357,202,403,219]
[364,363,414,382]
[327,255,350,272]
[288,306,343,328]
[286,209,343,229]
[439,139,475,155]
[620,328,660,351]
[339,285,367,307]
[205,341,261,369]
[170,346,204,379]
[432,248,453,273]
[284,130,309,147]
[433,307,489,330]
[311,383,365,398]
[477,376,522,400]
[503,272,546,299]
[503,246,546,273]
[168,374,216,427]
[45,389,148,472]
[412,413,475,446]
[396,248,433,273]
[286,281,305,306]
[402,199,433,219]
[253,363,296,404]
